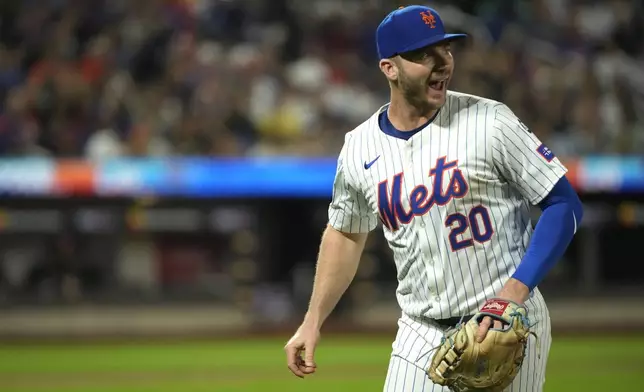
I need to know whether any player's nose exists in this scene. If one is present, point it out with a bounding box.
[433,50,452,68]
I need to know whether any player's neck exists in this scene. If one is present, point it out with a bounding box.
[387,97,438,132]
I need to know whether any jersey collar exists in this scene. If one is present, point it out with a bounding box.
[378,104,440,141]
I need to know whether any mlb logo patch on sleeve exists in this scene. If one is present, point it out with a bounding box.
[537,143,555,162]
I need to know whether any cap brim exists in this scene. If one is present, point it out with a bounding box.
[396,33,467,56]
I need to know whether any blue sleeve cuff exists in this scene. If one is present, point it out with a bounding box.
[511,176,583,290]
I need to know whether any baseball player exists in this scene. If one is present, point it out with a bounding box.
[284,5,583,392]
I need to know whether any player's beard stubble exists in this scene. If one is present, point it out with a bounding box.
[396,68,444,115]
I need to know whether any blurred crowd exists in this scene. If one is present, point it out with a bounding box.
[0,0,643,160]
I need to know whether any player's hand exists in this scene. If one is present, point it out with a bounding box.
[284,323,320,378]
[477,280,529,342]
[476,316,505,342]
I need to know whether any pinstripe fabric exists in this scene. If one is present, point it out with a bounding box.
[328,91,564,391]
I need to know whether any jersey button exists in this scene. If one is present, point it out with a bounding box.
[434,296,440,302]
[420,222,425,228]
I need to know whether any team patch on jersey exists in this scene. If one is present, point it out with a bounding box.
[536,143,555,162]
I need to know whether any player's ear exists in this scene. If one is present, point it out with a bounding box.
[379,58,398,82]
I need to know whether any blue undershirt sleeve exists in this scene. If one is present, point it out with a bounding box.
[511,176,583,291]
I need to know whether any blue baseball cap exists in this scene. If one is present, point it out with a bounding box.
[376,5,467,60]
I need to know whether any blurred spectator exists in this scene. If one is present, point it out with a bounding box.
[0,0,643,159]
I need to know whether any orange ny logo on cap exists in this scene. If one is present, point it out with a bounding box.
[420,10,436,28]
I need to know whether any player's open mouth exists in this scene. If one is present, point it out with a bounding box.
[428,79,446,91]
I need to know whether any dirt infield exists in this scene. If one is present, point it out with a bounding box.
[1,299,643,343]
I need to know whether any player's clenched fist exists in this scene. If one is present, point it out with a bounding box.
[284,324,320,378]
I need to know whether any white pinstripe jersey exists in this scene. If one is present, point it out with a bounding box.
[328,90,567,320]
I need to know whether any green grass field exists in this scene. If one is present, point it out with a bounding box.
[0,335,643,391]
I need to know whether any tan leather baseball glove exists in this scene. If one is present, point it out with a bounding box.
[427,298,536,392]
